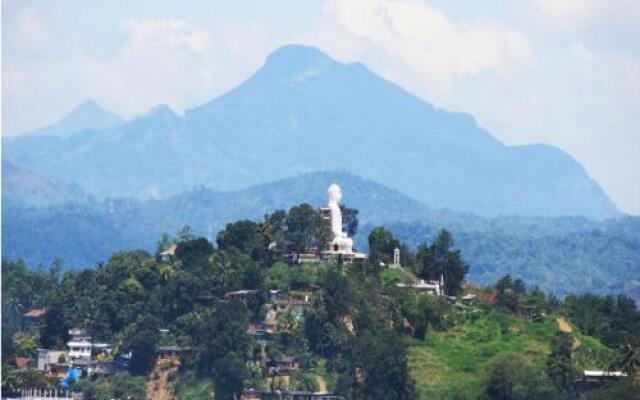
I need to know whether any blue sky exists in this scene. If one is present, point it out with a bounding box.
[3,0,639,214]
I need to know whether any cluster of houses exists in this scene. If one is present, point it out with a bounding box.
[34,327,121,379]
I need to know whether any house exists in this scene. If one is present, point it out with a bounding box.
[160,244,177,261]
[23,308,47,330]
[66,328,113,366]
[575,370,628,392]
[225,289,259,301]
[266,356,299,376]
[156,345,195,360]
[23,308,47,319]
[248,321,275,342]
[396,277,445,296]
[520,305,547,322]
[67,337,91,360]
[459,294,477,306]
[36,349,67,372]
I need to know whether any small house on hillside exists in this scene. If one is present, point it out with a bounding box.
[266,356,299,377]
[156,345,195,360]
[225,289,259,301]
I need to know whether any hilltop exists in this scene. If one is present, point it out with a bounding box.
[3,170,638,302]
[2,209,638,399]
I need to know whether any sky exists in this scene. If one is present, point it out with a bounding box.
[2,0,639,214]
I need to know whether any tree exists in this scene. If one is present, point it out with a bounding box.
[286,204,320,256]
[357,331,416,400]
[486,353,553,400]
[177,225,196,242]
[416,230,468,295]
[546,332,574,396]
[495,274,520,314]
[340,205,359,238]
[217,220,264,261]
[124,315,161,375]
[195,300,251,394]
[212,352,246,400]
[368,227,400,267]
[156,232,173,255]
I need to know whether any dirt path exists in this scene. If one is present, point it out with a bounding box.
[316,375,328,393]
[556,317,572,333]
[146,357,180,400]
[556,317,581,348]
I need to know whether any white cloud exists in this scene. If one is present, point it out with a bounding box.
[532,0,640,32]
[122,18,212,55]
[298,0,639,213]
[309,0,531,99]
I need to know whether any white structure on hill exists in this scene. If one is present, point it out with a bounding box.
[320,184,367,262]
[396,274,446,296]
[391,247,401,268]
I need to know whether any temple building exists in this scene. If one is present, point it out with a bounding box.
[320,184,367,263]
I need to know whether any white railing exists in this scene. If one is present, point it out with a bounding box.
[18,388,79,400]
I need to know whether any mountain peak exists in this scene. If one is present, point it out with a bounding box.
[261,44,337,78]
[148,104,177,118]
[24,99,124,137]
[71,99,102,113]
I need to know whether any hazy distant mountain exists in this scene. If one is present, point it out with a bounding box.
[21,100,124,137]
[2,45,619,219]
[2,160,87,208]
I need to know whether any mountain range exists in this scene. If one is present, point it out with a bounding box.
[3,44,636,301]
[2,44,619,219]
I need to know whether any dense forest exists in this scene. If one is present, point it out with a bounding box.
[2,204,639,399]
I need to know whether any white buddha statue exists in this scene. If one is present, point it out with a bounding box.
[327,184,353,253]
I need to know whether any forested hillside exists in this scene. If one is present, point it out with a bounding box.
[357,218,640,302]
[3,207,639,399]
[3,171,638,303]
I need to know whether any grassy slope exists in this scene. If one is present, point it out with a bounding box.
[407,310,613,400]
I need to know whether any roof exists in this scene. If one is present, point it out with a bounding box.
[23,308,46,318]
[160,244,177,256]
[583,370,627,377]
[268,356,297,363]
[15,356,31,369]
[225,289,259,297]
[157,345,193,352]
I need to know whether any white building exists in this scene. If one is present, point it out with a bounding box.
[396,275,445,296]
[67,339,92,359]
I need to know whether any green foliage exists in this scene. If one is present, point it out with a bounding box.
[546,332,574,395]
[564,293,640,349]
[122,315,161,375]
[403,295,452,339]
[366,218,640,302]
[77,372,146,400]
[368,226,400,268]
[2,208,636,400]
[174,373,214,400]
[191,301,252,399]
[340,205,359,238]
[415,229,468,296]
[484,353,553,400]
